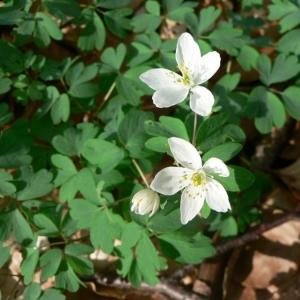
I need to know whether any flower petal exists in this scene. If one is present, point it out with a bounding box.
[176,33,201,79]
[203,158,230,177]
[168,137,202,170]
[195,51,221,85]
[180,184,205,224]
[139,68,183,90]
[152,85,189,108]
[190,86,214,116]
[205,178,231,212]
[150,167,192,195]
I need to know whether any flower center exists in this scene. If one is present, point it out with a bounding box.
[191,172,206,187]
[177,61,192,86]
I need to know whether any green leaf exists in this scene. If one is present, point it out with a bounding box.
[78,8,106,52]
[55,260,81,292]
[202,143,242,162]
[40,249,63,281]
[0,246,11,268]
[51,154,77,185]
[126,42,153,67]
[197,6,222,33]
[256,53,271,86]
[242,0,262,11]
[52,124,99,156]
[145,116,189,140]
[69,199,99,228]
[148,197,182,232]
[0,170,16,196]
[158,232,215,264]
[0,205,14,242]
[0,0,26,25]
[23,283,41,300]
[65,63,98,86]
[104,8,132,38]
[100,43,126,72]
[34,12,63,47]
[51,93,70,124]
[95,0,131,8]
[196,114,245,153]
[130,14,161,33]
[21,248,39,285]
[91,209,124,253]
[13,209,34,245]
[246,86,286,134]
[116,75,140,106]
[69,82,99,98]
[118,110,154,159]
[146,1,160,16]
[269,54,300,85]
[43,0,81,20]
[214,165,255,191]
[237,45,259,71]
[0,40,25,73]
[276,29,300,55]
[121,222,143,248]
[209,214,238,237]
[145,136,168,153]
[77,168,105,205]
[27,81,46,101]
[0,103,12,127]
[39,289,66,300]
[128,259,142,288]
[0,77,12,95]
[209,27,244,56]
[33,213,59,236]
[136,232,160,286]
[65,244,94,275]
[15,167,54,201]
[268,0,300,33]
[81,139,124,173]
[282,86,300,120]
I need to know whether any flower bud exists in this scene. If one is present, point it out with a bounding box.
[131,188,160,217]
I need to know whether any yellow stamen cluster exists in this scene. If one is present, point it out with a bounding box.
[177,61,192,86]
[191,173,206,187]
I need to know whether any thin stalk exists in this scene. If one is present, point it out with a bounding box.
[132,159,150,188]
[96,81,116,114]
[192,112,197,146]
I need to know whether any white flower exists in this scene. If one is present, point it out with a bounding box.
[139,32,221,116]
[131,188,160,217]
[150,137,231,224]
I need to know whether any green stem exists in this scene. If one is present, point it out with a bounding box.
[226,57,232,73]
[96,81,116,115]
[269,87,283,95]
[192,112,197,146]
[132,159,150,188]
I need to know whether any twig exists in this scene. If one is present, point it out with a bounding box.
[215,202,300,254]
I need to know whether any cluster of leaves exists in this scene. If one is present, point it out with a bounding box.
[0,0,299,298]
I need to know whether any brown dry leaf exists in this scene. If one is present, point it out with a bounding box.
[223,182,300,300]
[277,158,300,196]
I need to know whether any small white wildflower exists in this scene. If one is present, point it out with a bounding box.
[150,137,231,224]
[131,188,160,217]
[140,32,221,116]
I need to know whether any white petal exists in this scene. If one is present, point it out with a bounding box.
[190,86,214,116]
[180,184,205,224]
[168,137,202,170]
[139,68,183,90]
[152,85,189,108]
[176,33,201,79]
[205,178,231,212]
[195,51,221,85]
[150,167,192,195]
[149,194,160,217]
[203,158,230,177]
